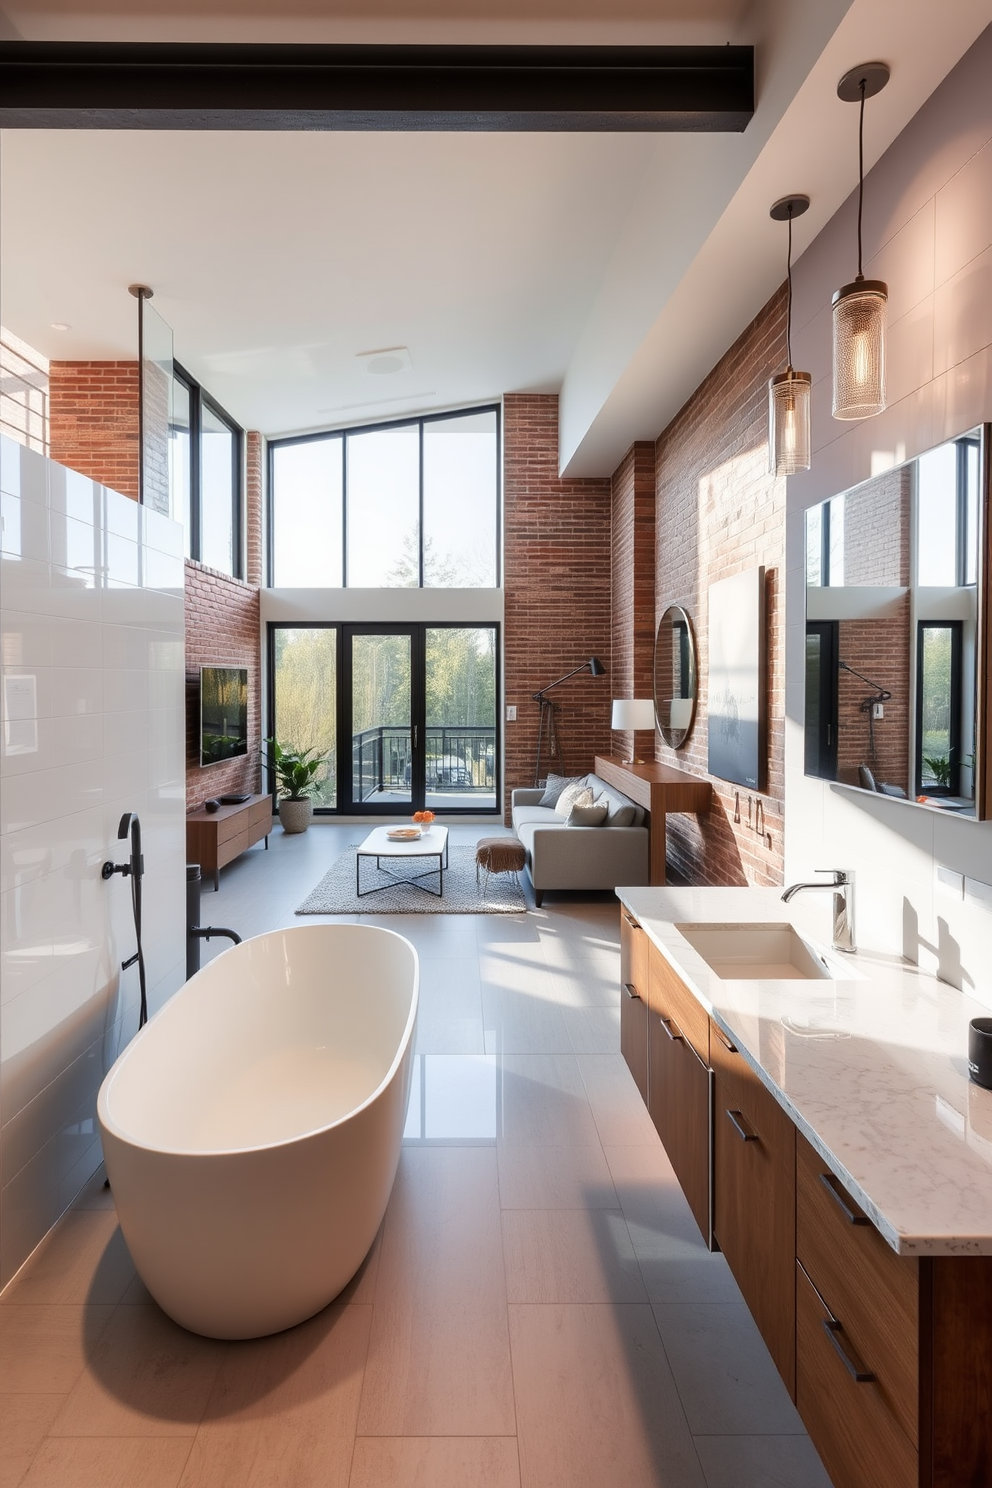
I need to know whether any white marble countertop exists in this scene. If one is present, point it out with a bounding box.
[618,884,992,1256]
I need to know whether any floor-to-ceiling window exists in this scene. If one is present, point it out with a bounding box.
[169,363,244,577]
[267,404,501,814]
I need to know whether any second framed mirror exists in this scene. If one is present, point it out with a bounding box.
[655,605,698,749]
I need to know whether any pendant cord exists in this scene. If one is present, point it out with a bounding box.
[857,76,866,279]
[786,206,794,367]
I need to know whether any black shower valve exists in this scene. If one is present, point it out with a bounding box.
[101,860,131,880]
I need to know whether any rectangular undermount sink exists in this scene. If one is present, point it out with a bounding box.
[676,923,843,980]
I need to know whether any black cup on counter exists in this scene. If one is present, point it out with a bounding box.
[968,1018,992,1089]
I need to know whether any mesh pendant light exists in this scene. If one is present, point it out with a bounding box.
[768,195,812,475]
[832,63,890,420]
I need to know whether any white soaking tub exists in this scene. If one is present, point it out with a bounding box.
[97,923,418,1339]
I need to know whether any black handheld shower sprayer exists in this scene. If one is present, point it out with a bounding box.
[102,813,148,1029]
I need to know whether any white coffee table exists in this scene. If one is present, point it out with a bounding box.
[356,825,449,899]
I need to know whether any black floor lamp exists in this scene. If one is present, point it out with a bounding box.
[532,657,606,787]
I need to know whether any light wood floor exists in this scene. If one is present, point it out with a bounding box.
[0,822,832,1487]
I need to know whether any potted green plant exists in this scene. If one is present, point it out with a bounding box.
[922,753,951,790]
[266,739,329,834]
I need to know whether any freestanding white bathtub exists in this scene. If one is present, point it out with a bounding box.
[97,923,418,1339]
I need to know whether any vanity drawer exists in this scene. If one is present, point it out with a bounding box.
[796,1132,918,1446]
[649,946,708,1062]
[797,1262,918,1488]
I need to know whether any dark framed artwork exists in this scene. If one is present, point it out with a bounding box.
[707,566,766,789]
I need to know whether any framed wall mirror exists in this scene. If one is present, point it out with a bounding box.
[654,604,698,749]
[803,424,990,819]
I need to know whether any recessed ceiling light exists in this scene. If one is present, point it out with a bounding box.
[50,321,71,331]
[356,346,412,377]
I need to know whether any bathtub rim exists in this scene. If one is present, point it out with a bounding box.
[97,922,420,1160]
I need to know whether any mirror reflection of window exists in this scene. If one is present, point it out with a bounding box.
[802,424,986,818]
[917,434,981,587]
[804,496,844,587]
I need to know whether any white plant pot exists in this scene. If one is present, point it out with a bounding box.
[278,798,313,834]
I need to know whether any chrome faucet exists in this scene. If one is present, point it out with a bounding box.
[781,869,855,953]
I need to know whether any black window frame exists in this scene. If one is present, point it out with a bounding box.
[266,403,502,590]
[173,361,244,579]
[915,620,963,798]
[804,620,839,781]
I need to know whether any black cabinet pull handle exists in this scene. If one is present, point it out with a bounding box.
[726,1108,757,1141]
[624,982,640,1001]
[623,912,640,929]
[714,1025,737,1053]
[661,1016,683,1042]
[819,1171,870,1226]
[822,1318,875,1383]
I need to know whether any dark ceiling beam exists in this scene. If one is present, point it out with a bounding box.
[0,42,753,132]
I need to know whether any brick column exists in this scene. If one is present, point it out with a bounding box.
[49,360,139,499]
[503,394,613,814]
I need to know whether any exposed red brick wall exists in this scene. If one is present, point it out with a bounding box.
[185,561,262,809]
[837,611,910,787]
[503,394,613,811]
[246,430,264,587]
[650,285,788,887]
[611,441,657,759]
[49,361,139,500]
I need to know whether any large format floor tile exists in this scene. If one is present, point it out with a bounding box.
[50,1305,225,1436]
[349,1436,521,1488]
[178,1305,370,1488]
[509,1303,707,1488]
[0,1305,114,1394]
[496,1141,617,1211]
[652,1302,805,1436]
[20,1437,194,1488]
[693,1434,834,1488]
[357,1147,515,1436]
[0,1394,65,1488]
[497,1054,602,1147]
[501,1208,646,1304]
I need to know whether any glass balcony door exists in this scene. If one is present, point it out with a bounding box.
[269,623,500,816]
[345,627,417,813]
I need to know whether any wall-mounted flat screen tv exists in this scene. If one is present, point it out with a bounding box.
[200,666,248,766]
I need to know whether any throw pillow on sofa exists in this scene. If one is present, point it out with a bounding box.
[539,772,582,808]
[567,800,609,827]
[555,782,593,819]
[595,794,636,827]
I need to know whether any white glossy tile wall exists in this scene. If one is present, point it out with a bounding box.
[785,26,992,1009]
[0,437,185,1286]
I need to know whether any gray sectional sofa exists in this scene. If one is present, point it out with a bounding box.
[510,772,650,906]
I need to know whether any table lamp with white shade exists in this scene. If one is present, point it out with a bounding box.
[611,698,656,764]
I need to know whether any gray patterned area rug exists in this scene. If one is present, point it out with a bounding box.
[296,844,527,915]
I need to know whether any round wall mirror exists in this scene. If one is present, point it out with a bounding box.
[654,605,698,749]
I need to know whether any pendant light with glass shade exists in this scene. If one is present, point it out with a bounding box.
[768,193,812,475]
[832,62,890,420]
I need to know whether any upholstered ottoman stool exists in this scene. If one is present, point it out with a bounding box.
[475,836,526,895]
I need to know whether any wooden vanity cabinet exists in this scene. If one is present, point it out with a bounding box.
[710,1018,796,1398]
[619,910,649,1103]
[647,948,711,1244]
[616,914,992,1484]
[796,1131,992,1488]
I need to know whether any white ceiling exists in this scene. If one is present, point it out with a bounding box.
[0,0,989,474]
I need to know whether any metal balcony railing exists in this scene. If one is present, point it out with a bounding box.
[351,724,496,802]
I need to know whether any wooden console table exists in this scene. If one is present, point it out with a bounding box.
[186,793,273,891]
[595,756,712,885]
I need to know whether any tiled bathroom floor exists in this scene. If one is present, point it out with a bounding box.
[0,824,833,1488]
